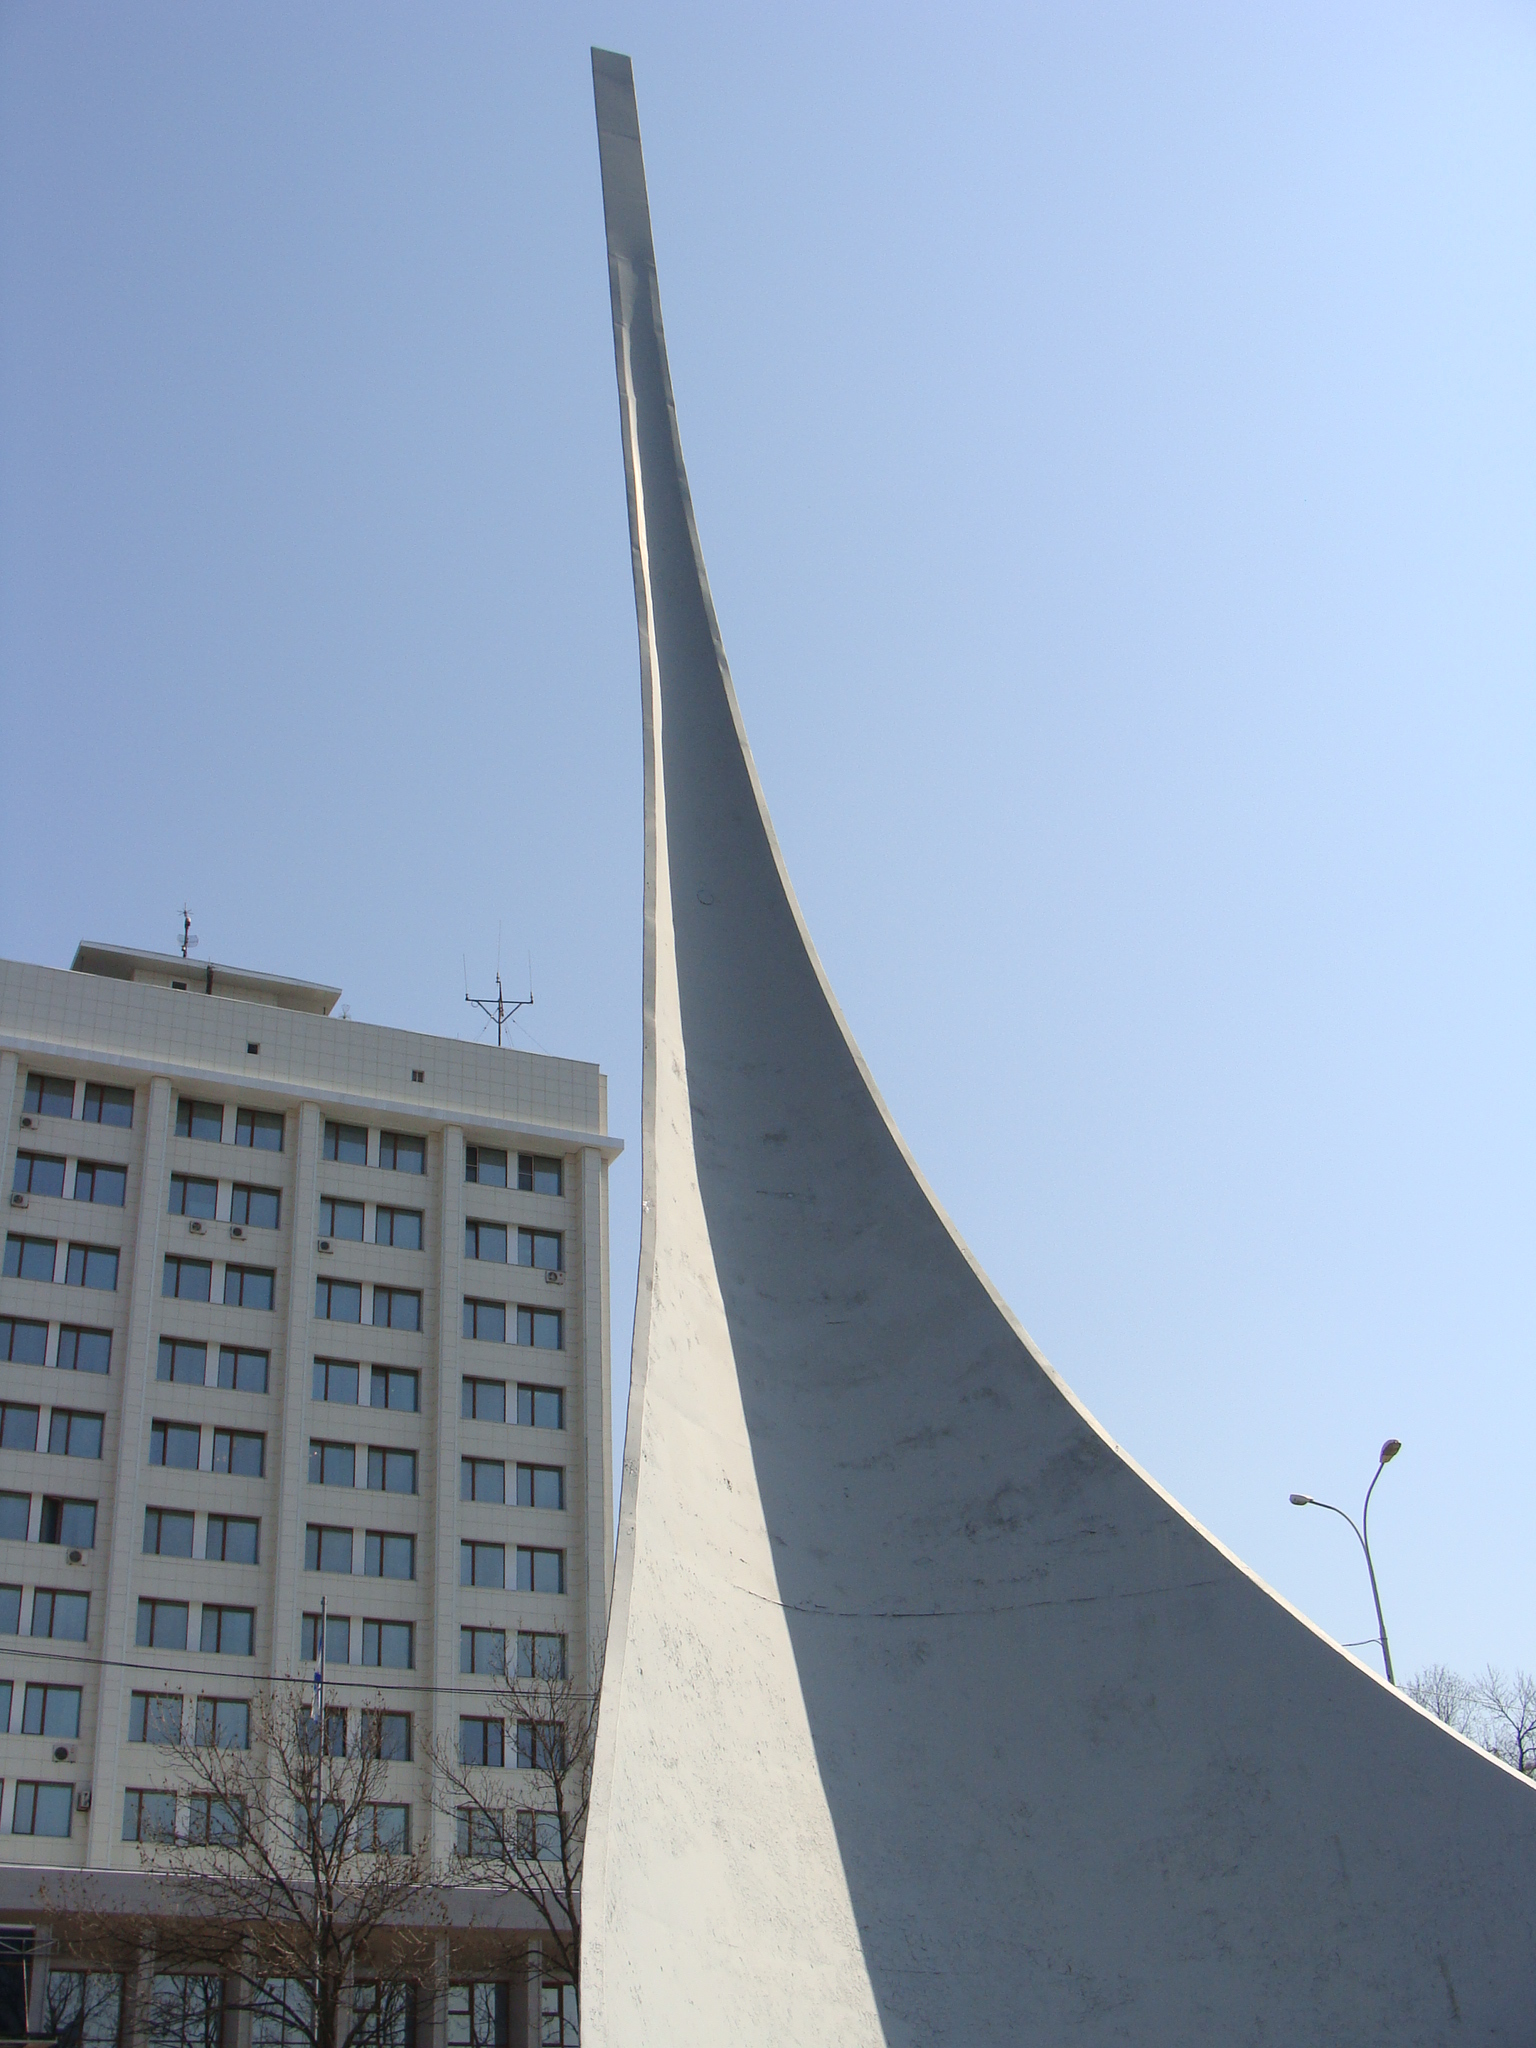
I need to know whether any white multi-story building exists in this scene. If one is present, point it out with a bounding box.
[0,943,617,2044]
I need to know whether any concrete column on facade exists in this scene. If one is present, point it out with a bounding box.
[430,1127,466,1865]
[576,1147,612,1677]
[0,1050,18,1197]
[512,1939,541,2048]
[271,1103,323,1681]
[224,1938,255,2048]
[25,1925,50,2036]
[425,1934,451,2048]
[122,1935,154,2048]
[87,1075,173,1865]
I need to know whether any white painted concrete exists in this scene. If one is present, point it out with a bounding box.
[585,47,1536,2045]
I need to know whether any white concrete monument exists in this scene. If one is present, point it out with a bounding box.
[584,47,1536,2045]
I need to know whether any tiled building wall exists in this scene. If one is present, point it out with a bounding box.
[0,957,615,1879]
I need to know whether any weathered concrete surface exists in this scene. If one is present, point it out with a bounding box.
[582,47,1536,2046]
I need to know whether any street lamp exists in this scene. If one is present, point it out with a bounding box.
[1289,1438,1401,1684]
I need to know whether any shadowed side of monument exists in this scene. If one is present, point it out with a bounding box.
[582,46,1536,2047]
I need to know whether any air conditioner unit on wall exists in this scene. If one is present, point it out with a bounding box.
[66,1548,86,1567]
[19,1115,36,1130]
[52,1745,74,1765]
[230,1224,244,1239]
[9,1193,26,1210]
[545,1269,565,1287]
[189,1219,205,1235]
[75,1786,92,1813]
[317,1238,332,1255]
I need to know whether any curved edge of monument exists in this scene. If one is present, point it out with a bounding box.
[582,46,1536,2048]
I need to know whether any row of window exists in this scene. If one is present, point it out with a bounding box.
[28,1969,577,2048]
[22,1073,132,1126]
[160,1339,269,1391]
[466,1147,562,1195]
[13,1153,126,1205]
[320,1197,421,1246]
[166,1256,274,1309]
[145,1507,259,1563]
[324,1123,426,1173]
[0,1676,83,1735]
[462,1378,563,1428]
[465,1222,561,1269]
[315,1279,420,1330]
[170,1174,280,1227]
[0,1403,103,1458]
[22,1075,567,1198]
[300,1613,414,1667]
[5,1236,118,1290]
[0,1319,108,1369]
[0,1492,95,1545]
[300,1599,567,1675]
[463,1301,562,1349]
[152,1420,262,1475]
[3,1322,568,1436]
[134,1598,253,1654]
[176,1101,283,1150]
[308,1442,415,1493]
[0,1584,89,1639]
[305,1526,414,1578]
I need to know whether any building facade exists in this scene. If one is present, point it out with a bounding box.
[0,943,616,2044]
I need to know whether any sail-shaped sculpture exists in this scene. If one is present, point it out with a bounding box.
[583,49,1536,2045]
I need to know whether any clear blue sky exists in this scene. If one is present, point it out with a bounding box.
[3,2,1532,1685]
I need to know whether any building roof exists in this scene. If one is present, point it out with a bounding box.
[70,941,343,1016]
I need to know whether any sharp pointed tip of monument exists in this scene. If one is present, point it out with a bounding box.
[591,47,642,146]
[591,47,635,86]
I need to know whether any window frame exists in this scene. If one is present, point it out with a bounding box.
[82,1083,133,1128]
[13,1153,66,1199]
[378,1132,425,1176]
[234,1108,284,1153]
[176,1099,225,1144]
[460,1457,505,1505]
[169,1173,219,1219]
[0,1318,48,1366]
[162,1254,212,1303]
[323,1121,369,1166]
[24,1073,75,1121]
[72,1161,127,1208]
[224,1264,275,1311]
[461,1377,506,1423]
[372,1286,421,1333]
[319,1196,365,1242]
[230,1184,281,1230]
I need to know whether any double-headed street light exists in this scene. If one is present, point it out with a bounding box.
[1290,1438,1402,1685]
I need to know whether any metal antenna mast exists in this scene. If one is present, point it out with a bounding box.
[466,968,533,1048]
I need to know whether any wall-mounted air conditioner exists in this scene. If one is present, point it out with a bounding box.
[19,1115,37,1130]
[189,1219,205,1235]
[317,1238,333,1255]
[230,1224,245,1240]
[66,1548,86,1567]
[75,1786,92,1813]
[545,1269,565,1287]
[9,1193,26,1210]
[52,1744,75,1765]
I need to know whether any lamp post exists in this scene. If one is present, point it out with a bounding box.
[1289,1438,1401,1685]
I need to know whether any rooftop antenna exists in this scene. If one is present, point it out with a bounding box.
[180,907,200,960]
[466,965,533,1048]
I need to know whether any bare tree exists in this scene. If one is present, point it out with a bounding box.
[75,1682,441,2048]
[430,1638,599,1996]
[1406,1663,1536,1777]
[1404,1663,1476,1735]
[1473,1666,1536,1777]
